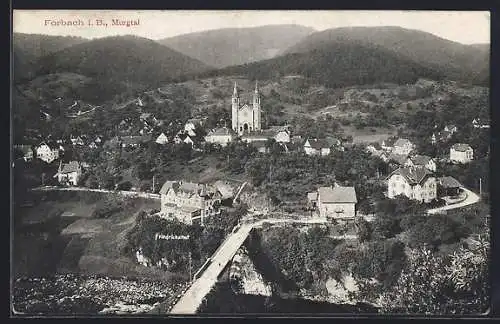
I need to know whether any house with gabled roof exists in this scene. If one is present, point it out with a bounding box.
[54,161,82,186]
[204,127,235,147]
[450,143,473,164]
[36,142,60,164]
[304,137,342,156]
[437,176,462,197]
[159,180,222,225]
[392,138,415,155]
[387,166,437,203]
[155,133,169,145]
[405,154,436,172]
[308,185,357,220]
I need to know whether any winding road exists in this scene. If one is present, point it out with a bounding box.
[427,187,480,214]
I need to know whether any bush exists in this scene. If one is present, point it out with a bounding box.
[92,196,124,219]
[116,181,133,191]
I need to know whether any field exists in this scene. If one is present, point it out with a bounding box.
[12,191,177,281]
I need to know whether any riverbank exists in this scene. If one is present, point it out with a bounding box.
[12,274,187,315]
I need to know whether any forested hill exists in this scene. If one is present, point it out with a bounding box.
[283,26,488,84]
[195,41,445,88]
[158,25,315,68]
[13,33,89,81]
[34,35,212,89]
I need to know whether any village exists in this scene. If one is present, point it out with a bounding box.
[14,79,489,229]
[12,9,496,316]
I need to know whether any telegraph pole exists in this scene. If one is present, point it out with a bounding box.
[188,251,192,282]
[479,178,482,197]
[152,175,155,193]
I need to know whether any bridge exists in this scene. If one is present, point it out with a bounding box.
[169,216,327,314]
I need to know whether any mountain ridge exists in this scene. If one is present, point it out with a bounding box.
[158,24,316,68]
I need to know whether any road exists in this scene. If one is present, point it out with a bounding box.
[427,187,480,214]
[31,186,161,200]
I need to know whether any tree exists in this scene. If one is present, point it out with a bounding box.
[355,217,373,242]
[378,238,489,315]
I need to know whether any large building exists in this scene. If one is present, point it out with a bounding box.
[387,166,437,203]
[308,185,357,220]
[232,82,261,136]
[36,142,60,164]
[450,143,473,164]
[159,181,222,225]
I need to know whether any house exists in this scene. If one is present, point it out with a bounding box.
[308,185,357,220]
[213,180,236,203]
[184,118,202,132]
[54,161,82,186]
[13,145,34,161]
[204,127,235,147]
[392,138,415,155]
[70,136,85,146]
[405,155,437,172]
[437,176,462,197]
[381,138,396,151]
[444,124,457,134]
[155,133,169,145]
[120,135,151,148]
[431,133,437,145]
[387,166,437,203]
[268,126,292,143]
[450,143,473,164]
[304,138,341,156]
[472,118,490,129]
[36,142,60,163]
[159,180,222,225]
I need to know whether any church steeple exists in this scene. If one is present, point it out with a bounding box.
[233,82,239,97]
[254,80,259,94]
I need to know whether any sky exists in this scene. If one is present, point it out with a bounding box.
[13,10,490,45]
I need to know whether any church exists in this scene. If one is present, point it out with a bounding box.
[232,81,262,136]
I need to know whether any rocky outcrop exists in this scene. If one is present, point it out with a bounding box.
[229,247,272,296]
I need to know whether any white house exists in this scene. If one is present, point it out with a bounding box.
[36,142,60,163]
[405,155,437,172]
[184,118,202,132]
[308,185,357,220]
[70,136,85,146]
[159,180,222,226]
[54,161,82,186]
[392,138,415,155]
[472,118,490,129]
[155,133,169,145]
[387,166,437,203]
[204,127,235,147]
[450,143,473,164]
[304,138,341,156]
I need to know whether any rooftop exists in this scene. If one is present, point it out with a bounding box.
[451,143,472,152]
[394,138,412,147]
[207,127,235,136]
[318,186,357,204]
[409,154,433,166]
[438,176,462,188]
[389,166,433,185]
[60,161,80,174]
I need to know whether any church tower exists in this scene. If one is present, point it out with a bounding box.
[231,82,239,132]
[253,80,261,131]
